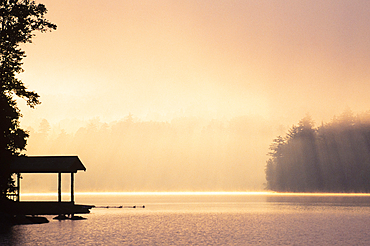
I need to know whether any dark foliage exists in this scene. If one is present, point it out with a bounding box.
[0,0,56,199]
[265,111,370,192]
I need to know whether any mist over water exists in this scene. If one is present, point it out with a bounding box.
[21,109,370,193]
[22,115,279,192]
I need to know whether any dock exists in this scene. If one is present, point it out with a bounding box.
[3,156,94,218]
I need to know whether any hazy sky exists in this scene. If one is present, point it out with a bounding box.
[18,0,370,126]
[15,0,370,191]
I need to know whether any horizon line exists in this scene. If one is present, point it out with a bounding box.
[19,191,370,196]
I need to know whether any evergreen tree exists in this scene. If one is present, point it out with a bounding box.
[266,112,370,192]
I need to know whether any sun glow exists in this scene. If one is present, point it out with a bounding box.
[20,191,271,197]
[19,191,370,197]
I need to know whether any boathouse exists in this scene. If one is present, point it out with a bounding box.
[2,156,93,216]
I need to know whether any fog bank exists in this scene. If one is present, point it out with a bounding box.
[22,115,280,192]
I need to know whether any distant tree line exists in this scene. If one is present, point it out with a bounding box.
[25,115,274,191]
[265,110,370,192]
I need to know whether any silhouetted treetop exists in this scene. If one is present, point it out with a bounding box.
[1,0,56,106]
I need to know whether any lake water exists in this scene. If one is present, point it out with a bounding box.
[1,192,370,245]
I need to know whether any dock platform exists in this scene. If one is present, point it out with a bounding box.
[1,200,94,216]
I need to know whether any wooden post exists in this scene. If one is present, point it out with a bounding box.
[71,172,74,203]
[58,172,62,202]
[17,173,21,202]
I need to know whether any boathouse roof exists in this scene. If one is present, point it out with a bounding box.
[10,156,86,173]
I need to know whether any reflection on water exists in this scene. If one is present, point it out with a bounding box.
[1,193,370,245]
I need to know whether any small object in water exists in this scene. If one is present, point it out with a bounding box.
[122,205,145,208]
[123,205,145,208]
[53,214,68,220]
[27,216,49,224]
[70,215,86,220]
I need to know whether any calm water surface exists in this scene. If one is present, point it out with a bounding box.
[1,193,370,245]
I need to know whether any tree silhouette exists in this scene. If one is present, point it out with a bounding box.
[266,112,370,192]
[0,0,56,199]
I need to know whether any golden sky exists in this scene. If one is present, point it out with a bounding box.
[15,0,370,191]
[18,0,370,125]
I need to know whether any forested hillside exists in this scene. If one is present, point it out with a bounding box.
[265,110,370,192]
